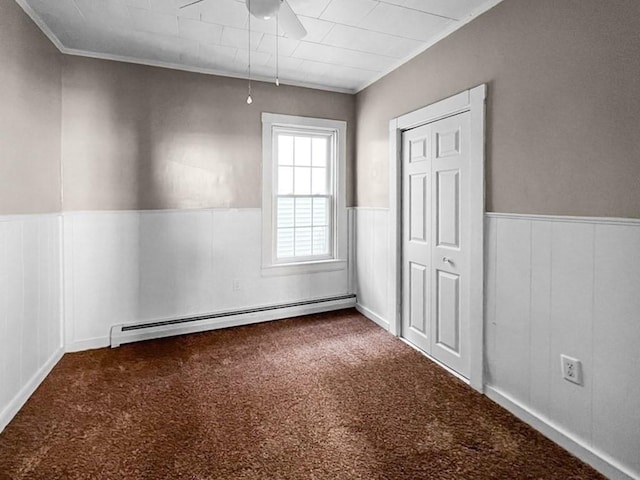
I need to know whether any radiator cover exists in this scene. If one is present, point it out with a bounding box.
[110,294,356,347]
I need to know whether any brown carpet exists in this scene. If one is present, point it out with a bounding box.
[0,309,604,480]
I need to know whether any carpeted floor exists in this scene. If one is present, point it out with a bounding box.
[0,309,604,480]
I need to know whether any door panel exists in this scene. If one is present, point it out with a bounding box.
[436,270,460,352]
[409,262,427,333]
[402,125,430,353]
[436,128,461,158]
[436,169,460,249]
[410,174,427,242]
[402,111,471,379]
[410,137,428,162]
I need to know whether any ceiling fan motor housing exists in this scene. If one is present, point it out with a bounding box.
[246,0,282,19]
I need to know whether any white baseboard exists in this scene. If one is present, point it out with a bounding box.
[65,337,110,353]
[356,303,390,330]
[111,296,357,348]
[485,386,638,480]
[400,337,472,388]
[0,347,64,434]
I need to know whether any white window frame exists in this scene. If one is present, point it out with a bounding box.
[262,113,347,276]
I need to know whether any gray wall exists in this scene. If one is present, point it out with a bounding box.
[8,0,640,217]
[62,56,356,211]
[356,0,640,218]
[0,0,62,215]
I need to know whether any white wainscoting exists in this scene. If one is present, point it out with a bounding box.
[354,208,640,480]
[4,207,639,479]
[63,208,352,351]
[354,208,390,329]
[0,213,63,434]
[485,213,640,480]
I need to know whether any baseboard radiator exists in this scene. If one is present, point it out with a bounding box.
[110,294,356,347]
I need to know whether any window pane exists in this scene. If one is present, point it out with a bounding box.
[311,167,327,194]
[278,135,294,165]
[277,228,294,258]
[294,136,311,166]
[295,197,312,227]
[312,197,328,226]
[294,167,311,194]
[278,167,293,195]
[312,137,328,167]
[312,227,329,255]
[277,197,294,228]
[295,227,312,256]
[267,120,340,265]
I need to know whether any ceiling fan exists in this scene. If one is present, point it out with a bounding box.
[180,0,307,40]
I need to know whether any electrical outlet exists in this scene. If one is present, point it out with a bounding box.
[232,279,241,292]
[561,355,583,386]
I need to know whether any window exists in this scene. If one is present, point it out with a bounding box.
[262,113,347,274]
[275,132,332,259]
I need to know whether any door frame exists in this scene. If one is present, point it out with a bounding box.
[388,84,486,392]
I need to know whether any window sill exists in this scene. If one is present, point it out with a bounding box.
[261,259,347,277]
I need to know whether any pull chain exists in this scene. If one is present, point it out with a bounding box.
[275,14,280,86]
[246,0,253,104]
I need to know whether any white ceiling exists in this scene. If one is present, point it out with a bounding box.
[17,0,501,92]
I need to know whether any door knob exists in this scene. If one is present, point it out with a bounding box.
[442,256,452,264]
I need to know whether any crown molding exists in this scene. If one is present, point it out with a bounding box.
[354,0,505,93]
[14,0,66,52]
[62,47,356,94]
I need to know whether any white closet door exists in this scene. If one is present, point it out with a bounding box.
[401,111,471,379]
[429,112,470,378]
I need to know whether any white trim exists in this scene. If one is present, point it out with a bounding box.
[261,113,348,276]
[0,347,64,434]
[388,84,486,392]
[485,386,638,480]
[62,207,361,216]
[62,48,355,95]
[396,89,473,130]
[65,337,110,353]
[261,113,349,131]
[13,0,66,52]
[467,84,487,392]
[486,212,640,226]
[62,207,262,216]
[261,259,347,276]
[348,208,356,294]
[400,337,470,386]
[355,0,505,93]
[356,303,390,330]
[110,296,356,347]
[388,118,401,337]
[0,212,61,222]
[351,206,390,211]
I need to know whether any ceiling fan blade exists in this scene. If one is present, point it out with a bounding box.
[179,0,205,9]
[278,0,307,40]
